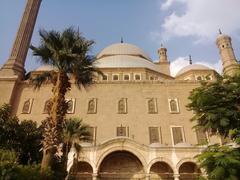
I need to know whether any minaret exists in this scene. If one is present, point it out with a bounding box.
[156,44,170,75]
[216,31,239,76]
[158,44,168,63]
[0,0,42,79]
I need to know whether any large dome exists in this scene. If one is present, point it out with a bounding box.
[95,43,160,72]
[97,43,151,60]
[176,64,212,76]
[95,55,159,72]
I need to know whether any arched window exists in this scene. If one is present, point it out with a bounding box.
[168,99,179,113]
[22,99,33,114]
[196,76,202,81]
[118,98,127,114]
[148,98,157,114]
[43,99,52,114]
[66,99,75,114]
[88,98,97,114]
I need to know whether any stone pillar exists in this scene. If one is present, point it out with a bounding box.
[173,174,180,180]
[0,0,42,79]
[92,173,98,180]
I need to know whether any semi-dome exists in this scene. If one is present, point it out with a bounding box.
[97,43,151,60]
[176,64,212,76]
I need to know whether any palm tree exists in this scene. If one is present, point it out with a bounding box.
[62,118,91,174]
[30,27,100,171]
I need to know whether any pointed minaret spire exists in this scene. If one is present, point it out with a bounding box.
[219,29,222,35]
[121,37,124,43]
[77,26,80,36]
[189,55,192,65]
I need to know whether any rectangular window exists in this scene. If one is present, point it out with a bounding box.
[149,127,161,144]
[102,74,108,81]
[171,126,185,145]
[196,128,208,144]
[117,126,129,137]
[112,74,119,81]
[84,127,96,144]
[134,73,141,80]
[123,74,130,81]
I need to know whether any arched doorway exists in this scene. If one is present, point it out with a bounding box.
[179,162,201,180]
[149,162,174,180]
[98,151,145,179]
[69,161,93,180]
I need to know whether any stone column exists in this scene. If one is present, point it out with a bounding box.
[173,174,180,180]
[0,0,42,78]
[92,173,98,180]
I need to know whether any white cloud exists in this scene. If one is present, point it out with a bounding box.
[170,57,222,76]
[170,57,189,76]
[161,0,186,10]
[159,0,240,42]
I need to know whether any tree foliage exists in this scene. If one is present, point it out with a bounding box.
[0,149,53,180]
[60,118,91,179]
[0,104,42,165]
[30,27,100,171]
[187,75,240,140]
[187,74,240,180]
[0,104,19,150]
[197,144,240,180]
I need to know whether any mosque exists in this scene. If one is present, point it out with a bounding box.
[0,0,239,180]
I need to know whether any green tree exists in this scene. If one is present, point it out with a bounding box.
[0,104,19,150]
[30,27,100,171]
[18,120,43,165]
[187,74,240,180]
[0,149,53,180]
[0,104,42,165]
[62,118,90,178]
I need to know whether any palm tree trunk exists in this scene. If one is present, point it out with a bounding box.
[41,72,71,171]
[41,149,54,171]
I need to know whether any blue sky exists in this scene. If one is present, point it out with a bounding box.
[1,0,240,75]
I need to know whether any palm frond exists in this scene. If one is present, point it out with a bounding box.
[63,118,91,144]
[30,71,55,89]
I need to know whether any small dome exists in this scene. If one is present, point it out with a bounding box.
[97,43,151,60]
[176,64,212,76]
[34,65,54,71]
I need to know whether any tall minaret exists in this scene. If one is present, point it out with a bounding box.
[0,0,42,79]
[216,31,239,76]
[156,44,170,75]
